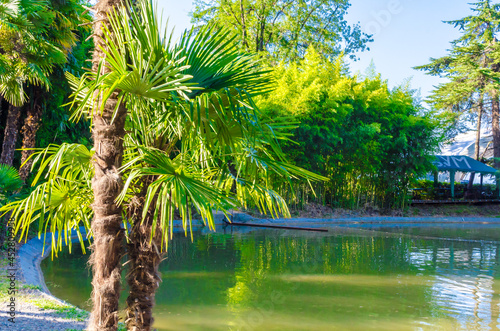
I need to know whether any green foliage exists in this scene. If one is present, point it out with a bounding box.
[0,0,89,106]
[190,0,372,62]
[36,23,94,151]
[0,164,22,210]
[412,179,435,190]
[1,0,324,256]
[415,0,500,141]
[258,47,444,208]
[0,0,92,172]
[0,164,22,193]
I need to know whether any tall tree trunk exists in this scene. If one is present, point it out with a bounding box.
[491,88,500,169]
[125,192,162,331]
[474,98,483,161]
[0,95,3,118]
[0,104,21,166]
[259,19,266,52]
[88,0,126,330]
[19,88,43,181]
[239,0,248,50]
[257,3,267,52]
[468,98,484,192]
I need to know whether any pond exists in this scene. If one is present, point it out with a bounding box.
[42,223,500,330]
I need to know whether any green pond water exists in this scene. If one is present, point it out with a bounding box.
[42,224,500,330]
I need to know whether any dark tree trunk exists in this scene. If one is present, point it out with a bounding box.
[474,99,483,161]
[491,92,500,169]
[0,104,22,166]
[88,0,126,330]
[467,99,484,194]
[239,0,248,50]
[125,193,162,331]
[258,4,266,52]
[19,88,43,181]
[0,95,3,118]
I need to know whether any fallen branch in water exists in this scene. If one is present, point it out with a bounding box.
[223,218,328,232]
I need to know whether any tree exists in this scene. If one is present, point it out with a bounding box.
[191,0,372,62]
[84,0,145,327]
[0,0,88,173]
[2,1,324,330]
[18,0,91,181]
[415,1,500,170]
[0,0,65,165]
[258,47,442,208]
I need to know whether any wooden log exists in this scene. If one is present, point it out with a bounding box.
[223,219,328,232]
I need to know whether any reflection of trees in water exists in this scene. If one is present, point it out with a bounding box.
[425,243,500,330]
[220,231,500,328]
[43,229,500,329]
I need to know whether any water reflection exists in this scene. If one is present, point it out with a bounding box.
[42,225,500,330]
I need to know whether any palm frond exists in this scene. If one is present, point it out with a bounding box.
[0,164,22,192]
[66,0,197,123]
[0,143,94,256]
[29,143,93,185]
[1,177,92,257]
[176,25,273,97]
[118,147,237,249]
[0,74,27,106]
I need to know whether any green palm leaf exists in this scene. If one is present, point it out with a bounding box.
[118,147,237,248]
[0,144,93,256]
[176,25,273,97]
[0,164,22,192]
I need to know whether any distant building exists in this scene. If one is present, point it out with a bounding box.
[439,130,495,184]
[441,130,493,159]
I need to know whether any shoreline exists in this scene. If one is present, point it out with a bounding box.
[0,228,89,330]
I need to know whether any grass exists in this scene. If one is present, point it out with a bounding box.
[0,270,41,299]
[27,298,89,321]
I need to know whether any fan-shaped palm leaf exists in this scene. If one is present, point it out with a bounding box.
[0,164,22,192]
[0,143,93,256]
[176,25,273,97]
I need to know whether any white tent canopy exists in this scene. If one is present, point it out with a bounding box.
[440,130,495,184]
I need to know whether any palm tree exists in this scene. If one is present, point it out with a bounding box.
[86,0,128,328]
[118,19,301,323]
[73,2,316,329]
[0,0,65,166]
[18,0,89,181]
[2,1,325,330]
[0,0,86,172]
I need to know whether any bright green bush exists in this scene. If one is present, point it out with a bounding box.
[258,47,444,209]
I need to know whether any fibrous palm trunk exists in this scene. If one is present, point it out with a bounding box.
[88,0,127,330]
[19,88,43,181]
[0,104,21,166]
[125,182,162,331]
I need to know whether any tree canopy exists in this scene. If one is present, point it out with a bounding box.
[415,0,500,167]
[191,0,372,62]
[0,0,87,106]
[258,48,443,208]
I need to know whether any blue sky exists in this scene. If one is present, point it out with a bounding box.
[156,0,480,101]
